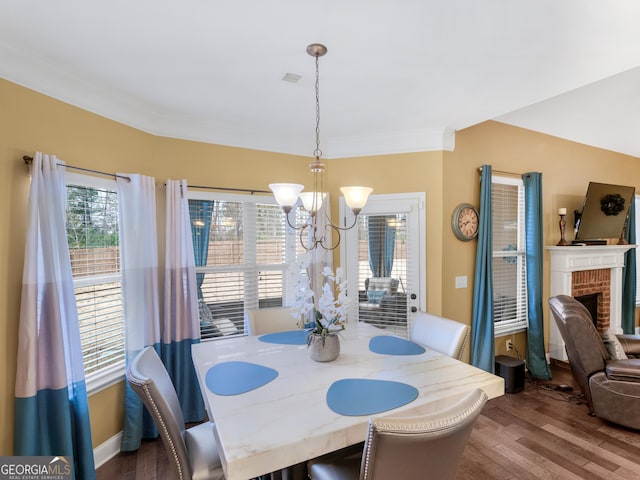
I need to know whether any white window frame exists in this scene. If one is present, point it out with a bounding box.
[492,175,528,337]
[65,172,125,395]
[187,191,299,338]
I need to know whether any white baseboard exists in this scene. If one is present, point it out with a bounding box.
[94,431,122,469]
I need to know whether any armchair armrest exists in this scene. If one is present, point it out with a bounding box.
[616,334,640,358]
[605,358,640,383]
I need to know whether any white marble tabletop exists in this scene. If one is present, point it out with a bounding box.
[192,321,504,480]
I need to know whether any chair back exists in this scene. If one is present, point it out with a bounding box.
[126,347,193,480]
[548,294,609,410]
[247,306,298,335]
[410,312,470,360]
[360,388,487,480]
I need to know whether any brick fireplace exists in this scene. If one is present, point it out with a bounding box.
[547,245,634,362]
[572,269,610,331]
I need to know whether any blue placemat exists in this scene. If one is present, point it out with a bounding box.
[206,361,278,396]
[259,329,309,345]
[326,379,419,416]
[369,336,425,355]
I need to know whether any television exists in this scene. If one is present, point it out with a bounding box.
[574,182,635,241]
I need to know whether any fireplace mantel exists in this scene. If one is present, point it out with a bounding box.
[547,245,632,271]
[547,245,635,361]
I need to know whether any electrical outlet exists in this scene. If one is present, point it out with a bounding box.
[506,339,513,351]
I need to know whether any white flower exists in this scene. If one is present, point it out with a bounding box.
[291,277,314,322]
[291,254,351,333]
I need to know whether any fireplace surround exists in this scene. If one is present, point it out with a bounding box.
[547,245,635,362]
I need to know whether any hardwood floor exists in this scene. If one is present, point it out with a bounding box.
[96,435,172,480]
[457,366,640,479]
[97,364,640,479]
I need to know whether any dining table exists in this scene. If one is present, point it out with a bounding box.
[192,321,504,480]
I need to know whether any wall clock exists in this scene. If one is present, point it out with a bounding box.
[452,203,479,241]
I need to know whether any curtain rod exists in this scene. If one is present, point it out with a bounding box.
[23,155,131,182]
[185,184,271,195]
[478,166,522,177]
[24,155,271,194]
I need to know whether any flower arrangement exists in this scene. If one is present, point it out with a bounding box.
[290,254,350,344]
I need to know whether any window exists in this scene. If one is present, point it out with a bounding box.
[635,195,640,306]
[355,214,409,334]
[66,173,124,393]
[492,175,528,336]
[342,193,425,337]
[188,192,299,339]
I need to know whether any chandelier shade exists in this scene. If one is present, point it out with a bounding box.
[299,191,326,213]
[269,183,304,212]
[340,187,374,213]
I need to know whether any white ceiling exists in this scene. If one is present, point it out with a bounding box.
[2,1,640,158]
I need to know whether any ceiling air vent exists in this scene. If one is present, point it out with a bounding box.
[282,72,302,83]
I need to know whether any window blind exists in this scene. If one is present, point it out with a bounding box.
[190,196,294,339]
[492,177,528,335]
[356,214,409,336]
[67,183,124,376]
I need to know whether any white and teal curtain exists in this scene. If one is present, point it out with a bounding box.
[522,173,551,380]
[471,165,495,373]
[622,200,636,333]
[118,174,162,452]
[189,199,214,299]
[14,152,95,479]
[163,180,205,422]
[367,216,396,277]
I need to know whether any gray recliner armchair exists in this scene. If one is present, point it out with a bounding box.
[548,295,640,430]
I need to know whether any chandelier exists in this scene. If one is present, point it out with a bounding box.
[270,43,372,251]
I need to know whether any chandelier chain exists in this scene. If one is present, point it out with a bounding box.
[314,54,322,159]
[268,43,371,251]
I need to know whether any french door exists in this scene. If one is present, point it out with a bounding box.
[341,193,425,337]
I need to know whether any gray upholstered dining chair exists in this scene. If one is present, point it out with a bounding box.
[126,347,225,480]
[307,388,487,480]
[247,306,298,335]
[410,311,470,360]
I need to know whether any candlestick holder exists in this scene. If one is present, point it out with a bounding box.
[557,214,569,246]
[617,216,629,245]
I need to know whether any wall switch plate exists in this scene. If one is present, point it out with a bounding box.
[455,276,467,289]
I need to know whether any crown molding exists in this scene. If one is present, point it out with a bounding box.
[326,127,455,158]
[0,41,456,158]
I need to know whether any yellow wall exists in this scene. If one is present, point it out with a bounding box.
[2,77,640,456]
[442,121,640,354]
[327,153,445,314]
[1,78,150,454]
[0,78,311,454]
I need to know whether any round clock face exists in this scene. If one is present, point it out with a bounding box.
[452,203,479,241]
